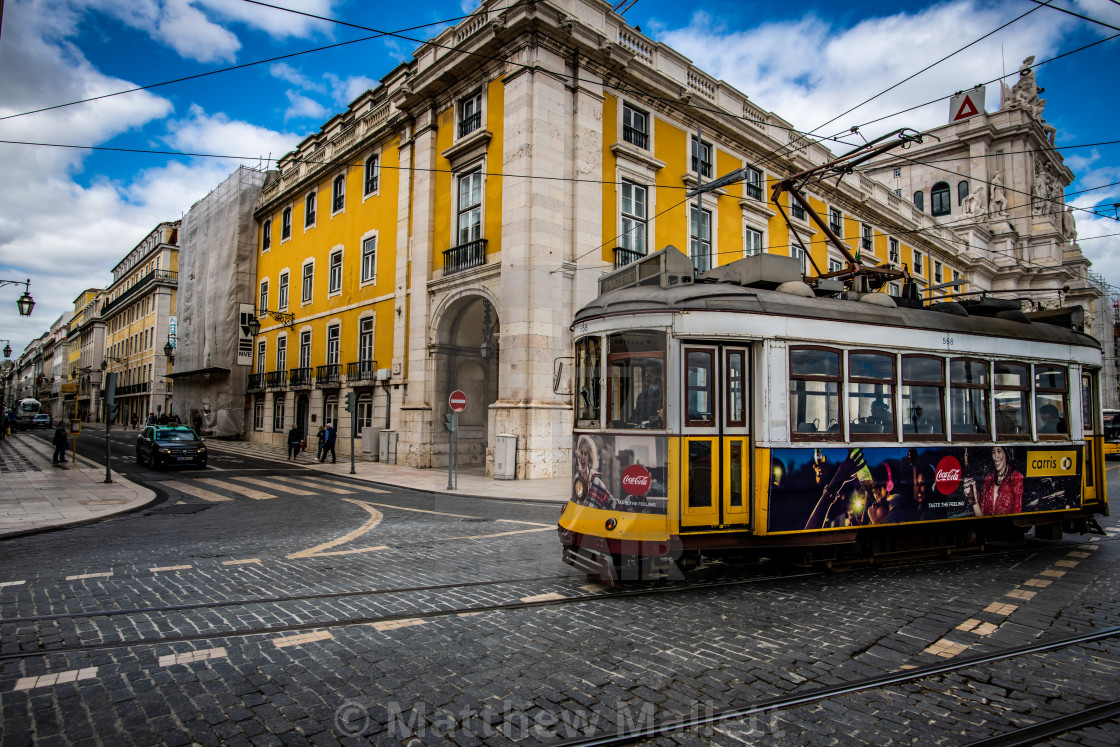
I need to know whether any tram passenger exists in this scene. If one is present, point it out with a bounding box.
[867,399,892,429]
[1039,404,1065,433]
[965,445,1024,516]
[632,361,664,428]
[573,435,615,510]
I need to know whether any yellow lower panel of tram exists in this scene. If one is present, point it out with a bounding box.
[678,436,751,529]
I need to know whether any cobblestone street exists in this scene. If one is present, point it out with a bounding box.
[2,436,1119,745]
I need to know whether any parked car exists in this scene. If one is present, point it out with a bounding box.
[32,414,52,429]
[136,425,207,469]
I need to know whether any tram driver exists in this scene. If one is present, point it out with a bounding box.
[631,360,664,428]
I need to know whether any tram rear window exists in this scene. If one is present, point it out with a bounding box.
[607,331,667,429]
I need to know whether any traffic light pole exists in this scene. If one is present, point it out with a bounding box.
[104,416,112,484]
[345,391,357,475]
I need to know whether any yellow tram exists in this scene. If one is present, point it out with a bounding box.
[558,248,1109,581]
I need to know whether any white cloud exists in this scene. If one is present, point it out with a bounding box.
[165,104,302,160]
[653,1,1071,143]
[194,0,338,39]
[282,90,330,122]
[324,74,378,107]
[154,0,242,63]
[270,62,326,92]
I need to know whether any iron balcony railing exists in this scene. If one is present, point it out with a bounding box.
[316,364,341,387]
[347,360,377,381]
[614,247,645,269]
[744,182,762,201]
[459,111,481,138]
[265,370,287,388]
[443,238,487,276]
[101,270,178,316]
[248,373,264,390]
[116,382,150,396]
[692,157,712,178]
[791,202,806,220]
[289,367,313,387]
[622,125,648,149]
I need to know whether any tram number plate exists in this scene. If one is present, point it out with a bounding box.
[942,336,954,349]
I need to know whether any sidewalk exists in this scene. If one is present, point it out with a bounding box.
[0,433,157,539]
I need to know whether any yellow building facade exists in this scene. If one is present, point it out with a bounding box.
[101,222,180,427]
[248,0,968,476]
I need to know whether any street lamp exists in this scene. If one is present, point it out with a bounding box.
[163,334,175,363]
[0,279,35,316]
[1,340,10,359]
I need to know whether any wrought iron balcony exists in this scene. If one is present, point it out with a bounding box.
[316,364,341,388]
[265,370,288,388]
[101,270,178,316]
[458,111,481,138]
[614,247,645,269]
[248,373,264,391]
[289,367,313,388]
[443,238,487,276]
[744,182,762,200]
[692,157,712,178]
[347,360,377,382]
[622,125,648,149]
[791,202,806,220]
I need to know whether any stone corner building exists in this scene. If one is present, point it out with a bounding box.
[248,0,1113,476]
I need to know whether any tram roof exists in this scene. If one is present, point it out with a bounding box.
[575,281,1100,350]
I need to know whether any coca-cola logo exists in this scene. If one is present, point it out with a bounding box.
[935,456,962,495]
[621,465,652,497]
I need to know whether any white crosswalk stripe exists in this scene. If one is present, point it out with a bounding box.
[268,475,357,495]
[172,482,233,502]
[233,476,316,496]
[199,478,276,500]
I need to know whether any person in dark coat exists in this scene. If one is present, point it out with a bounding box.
[320,422,337,463]
[52,422,69,467]
[287,424,303,460]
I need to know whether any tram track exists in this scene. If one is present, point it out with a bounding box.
[543,626,1120,746]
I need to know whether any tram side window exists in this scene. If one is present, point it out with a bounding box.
[993,362,1030,439]
[848,351,895,438]
[607,331,666,429]
[901,355,945,439]
[575,337,602,425]
[726,349,746,427]
[950,359,990,439]
[1035,364,1069,436]
[789,347,841,439]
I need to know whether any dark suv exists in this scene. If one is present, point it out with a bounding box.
[136,425,207,469]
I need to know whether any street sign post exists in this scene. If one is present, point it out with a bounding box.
[447,390,466,489]
[103,372,116,484]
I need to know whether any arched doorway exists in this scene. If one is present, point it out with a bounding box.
[433,295,499,472]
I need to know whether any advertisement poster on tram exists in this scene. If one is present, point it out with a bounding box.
[766,445,1082,533]
[571,434,669,514]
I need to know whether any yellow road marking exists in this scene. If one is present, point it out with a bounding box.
[150,565,192,573]
[520,592,565,603]
[199,478,275,500]
[233,476,316,496]
[370,618,426,631]
[273,631,333,648]
[442,527,556,541]
[172,482,232,502]
[158,648,226,667]
[358,501,551,527]
[287,499,384,559]
[222,558,261,566]
[65,572,112,581]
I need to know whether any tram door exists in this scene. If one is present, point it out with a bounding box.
[680,345,751,529]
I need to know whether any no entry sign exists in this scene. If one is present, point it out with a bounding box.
[449,390,467,412]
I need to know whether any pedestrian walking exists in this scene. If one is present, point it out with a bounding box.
[287,424,303,460]
[315,425,326,461]
[52,421,68,467]
[192,412,203,437]
[320,422,337,463]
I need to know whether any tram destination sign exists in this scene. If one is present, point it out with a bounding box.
[449,390,467,412]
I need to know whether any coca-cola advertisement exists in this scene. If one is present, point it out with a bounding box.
[572,434,668,514]
[767,445,1082,533]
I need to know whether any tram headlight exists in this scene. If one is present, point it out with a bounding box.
[605,518,617,531]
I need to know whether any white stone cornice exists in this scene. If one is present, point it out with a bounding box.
[440,128,493,164]
[609,141,664,172]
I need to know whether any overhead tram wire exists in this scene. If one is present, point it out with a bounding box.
[1027,0,1120,32]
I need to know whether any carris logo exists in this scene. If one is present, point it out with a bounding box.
[621,465,652,497]
[935,456,962,496]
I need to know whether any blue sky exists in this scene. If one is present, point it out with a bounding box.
[1,0,1118,355]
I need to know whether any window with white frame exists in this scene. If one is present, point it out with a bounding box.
[259,280,269,314]
[619,181,647,256]
[278,271,289,310]
[253,398,264,430]
[829,207,843,235]
[329,250,342,294]
[934,260,943,284]
[364,155,379,196]
[299,331,311,368]
[622,103,649,149]
[861,223,873,254]
[889,238,900,264]
[828,257,843,273]
[326,325,340,366]
[332,174,345,213]
[790,244,806,272]
[262,220,271,251]
[690,205,712,272]
[889,282,901,295]
[893,168,902,178]
[276,336,287,373]
[457,169,482,246]
[691,137,712,178]
[257,340,266,374]
[324,395,338,430]
[458,91,482,137]
[744,226,763,256]
[356,394,373,435]
[305,192,316,227]
[791,197,806,220]
[301,262,314,304]
[914,250,924,276]
[281,207,292,240]
[744,167,763,200]
[359,318,374,364]
[273,398,285,432]
[361,236,376,283]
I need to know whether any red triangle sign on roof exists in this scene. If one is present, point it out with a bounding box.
[953,94,979,121]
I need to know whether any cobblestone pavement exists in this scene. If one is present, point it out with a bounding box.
[1,457,1119,745]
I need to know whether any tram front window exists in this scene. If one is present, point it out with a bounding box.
[575,336,602,425]
[607,331,667,429]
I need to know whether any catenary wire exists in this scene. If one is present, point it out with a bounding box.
[1028,0,1120,32]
